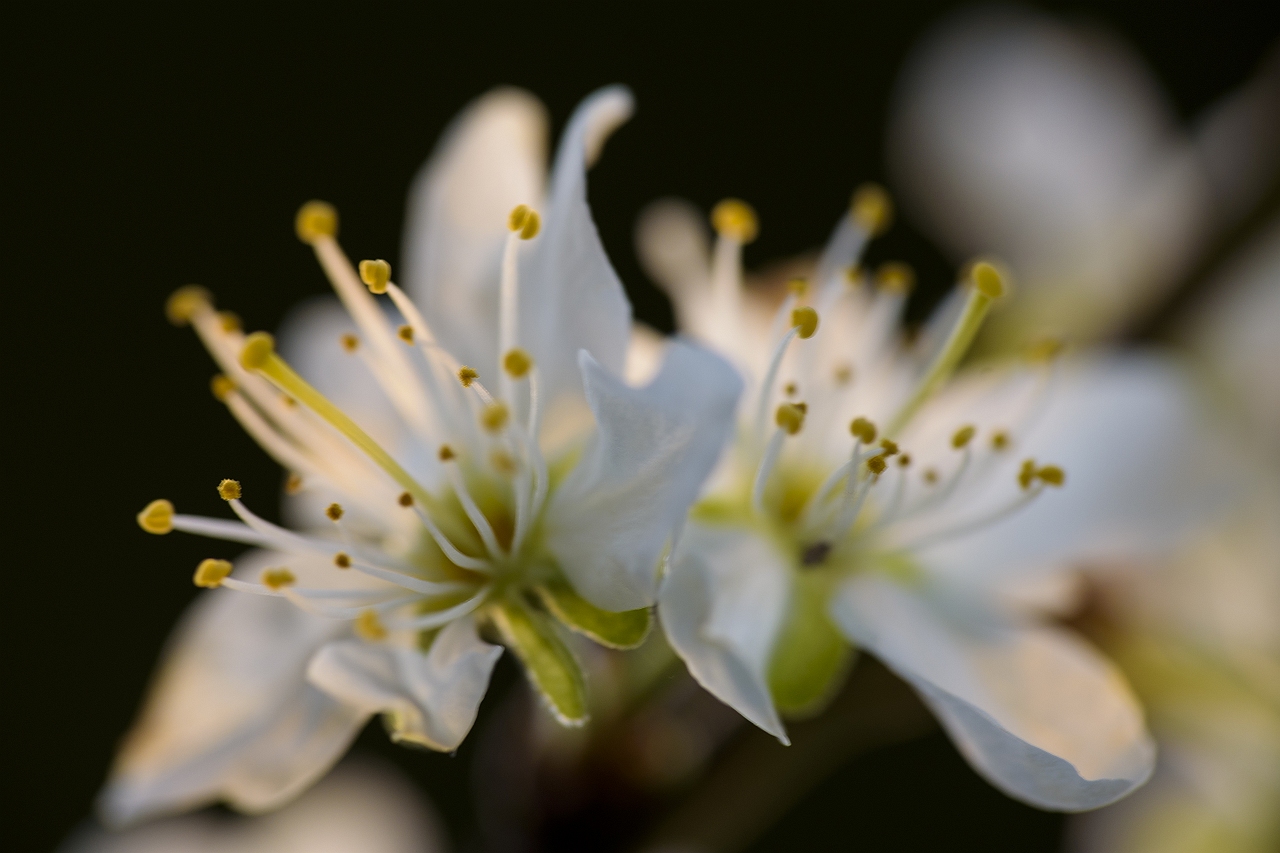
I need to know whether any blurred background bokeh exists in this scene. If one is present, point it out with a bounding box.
[6,3,1278,850]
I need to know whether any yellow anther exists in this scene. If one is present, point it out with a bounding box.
[334,552,351,569]
[325,502,344,521]
[991,431,1010,451]
[1037,465,1066,487]
[137,499,174,535]
[1025,337,1064,363]
[490,449,517,474]
[438,444,456,462]
[783,382,798,397]
[898,453,912,467]
[851,183,893,235]
[261,568,296,590]
[355,609,387,641]
[240,331,276,371]
[284,473,303,494]
[1018,459,1037,490]
[193,558,232,588]
[951,425,976,449]
[340,333,359,353]
[397,324,414,344]
[218,311,242,333]
[217,479,242,501]
[775,403,806,435]
[791,306,819,339]
[795,401,808,414]
[358,259,391,294]
[867,455,887,475]
[519,209,540,239]
[849,417,877,444]
[833,363,854,385]
[970,261,1004,299]
[923,468,939,485]
[509,204,531,231]
[879,438,899,456]
[458,366,478,387]
[503,348,533,378]
[481,402,510,432]
[875,262,915,294]
[398,491,414,507]
[295,200,338,244]
[165,285,212,326]
[787,278,808,297]
[210,374,236,402]
[711,198,759,243]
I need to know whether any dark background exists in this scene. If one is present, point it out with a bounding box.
[6,2,1278,850]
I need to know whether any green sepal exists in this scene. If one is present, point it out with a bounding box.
[767,571,854,717]
[490,596,589,727]
[534,578,652,650]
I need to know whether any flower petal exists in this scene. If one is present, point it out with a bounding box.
[516,85,635,420]
[99,551,362,826]
[400,87,548,378]
[544,341,743,610]
[634,198,713,336]
[306,616,501,752]
[659,522,791,744]
[831,574,1155,810]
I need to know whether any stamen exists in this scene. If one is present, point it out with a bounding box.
[775,402,806,435]
[850,417,877,444]
[392,588,491,631]
[217,479,242,501]
[137,499,174,534]
[875,262,915,295]
[711,199,759,243]
[340,333,359,353]
[326,503,344,521]
[885,261,1004,437]
[358,259,391,294]
[833,363,854,386]
[193,558,232,588]
[284,473,303,494]
[165,285,212,326]
[755,309,819,440]
[355,609,388,641]
[398,492,414,507]
[481,402,510,433]
[397,325,414,344]
[334,552,351,569]
[897,467,1063,552]
[991,430,1010,451]
[458,367,479,387]
[752,427,788,515]
[440,457,504,558]
[951,425,976,449]
[210,374,236,402]
[503,349,533,379]
[261,568,296,590]
[411,505,493,573]
[850,183,892,236]
[791,306,819,339]
[879,438,899,456]
[295,201,338,244]
[1025,337,1065,364]
[218,311,242,333]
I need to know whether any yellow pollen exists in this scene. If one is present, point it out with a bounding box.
[325,502,344,521]
[340,333,359,353]
[334,552,351,569]
[397,324,414,344]
[1025,337,1065,363]
[787,277,808,297]
[791,306,819,339]
[519,210,541,239]
[210,374,236,402]
[898,453,911,467]
[851,183,893,235]
[508,204,531,231]
[261,568,296,590]
[217,479,242,501]
[165,285,212,326]
[924,468,939,485]
[1037,465,1066,487]
[711,198,759,243]
[481,402,510,432]
[776,403,806,435]
[1018,459,1037,490]
[783,382,798,397]
[218,311,242,333]
[295,200,338,244]
[358,259,391,294]
[833,363,854,385]
[458,366,478,387]
[438,444,456,461]
[137,499,174,534]
[284,473,303,494]
[991,431,1010,451]
[951,425,976,449]
[970,260,1005,299]
[867,455,887,475]
[240,331,276,371]
[503,348,533,378]
[879,438,899,456]
[398,491,414,507]
[355,609,387,641]
[490,449,517,474]
[193,558,232,588]
[875,262,915,294]
[849,417,877,444]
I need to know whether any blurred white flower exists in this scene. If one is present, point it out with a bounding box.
[102,86,741,826]
[69,757,444,853]
[887,6,1280,349]
[637,190,1214,811]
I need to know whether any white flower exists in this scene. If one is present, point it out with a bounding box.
[638,190,1212,811]
[68,758,445,853]
[101,86,741,826]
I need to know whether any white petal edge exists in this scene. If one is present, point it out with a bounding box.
[831,574,1155,810]
[544,341,742,610]
[306,616,502,752]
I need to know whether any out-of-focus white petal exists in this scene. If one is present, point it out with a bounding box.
[544,341,743,610]
[401,87,548,378]
[635,198,713,332]
[517,85,635,419]
[306,616,502,752]
[69,757,447,853]
[99,551,363,827]
[659,523,791,743]
[832,575,1155,810]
